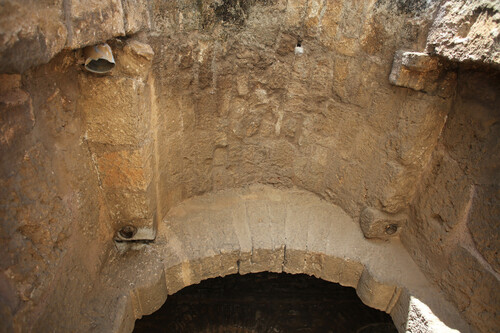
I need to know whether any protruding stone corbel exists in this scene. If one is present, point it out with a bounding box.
[389,50,456,97]
[359,207,407,240]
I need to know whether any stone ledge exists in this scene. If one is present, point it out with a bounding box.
[389,50,456,97]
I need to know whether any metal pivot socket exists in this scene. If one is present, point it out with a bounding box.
[360,207,406,240]
[83,43,115,74]
[117,225,137,240]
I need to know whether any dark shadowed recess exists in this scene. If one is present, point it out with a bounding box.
[134,272,397,333]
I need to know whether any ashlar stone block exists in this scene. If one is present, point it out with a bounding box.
[67,0,125,49]
[360,207,407,240]
[79,75,151,146]
[389,51,455,97]
[356,269,399,312]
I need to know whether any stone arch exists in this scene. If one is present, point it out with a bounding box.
[102,185,469,333]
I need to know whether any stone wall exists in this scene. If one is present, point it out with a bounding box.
[152,0,445,218]
[0,0,499,332]
[0,0,151,73]
[0,52,114,330]
[427,0,500,67]
[402,68,500,333]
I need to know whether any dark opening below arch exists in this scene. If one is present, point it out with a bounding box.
[133,272,397,333]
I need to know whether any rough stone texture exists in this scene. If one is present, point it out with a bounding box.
[78,39,158,240]
[0,0,152,74]
[360,207,407,240]
[468,184,500,273]
[0,51,114,331]
[389,50,457,97]
[427,0,500,67]
[403,68,500,333]
[0,1,67,73]
[152,0,448,221]
[0,0,499,332]
[122,0,151,34]
[67,0,125,49]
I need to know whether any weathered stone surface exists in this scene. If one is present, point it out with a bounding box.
[0,51,112,332]
[440,246,500,333]
[67,0,125,49]
[116,40,154,78]
[415,151,473,233]
[0,1,498,332]
[390,51,438,90]
[0,1,155,74]
[378,93,451,213]
[389,50,456,96]
[0,74,34,146]
[403,69,500,333]
[0,1,67,73]
[427,0,500,67]
[360,207,407,240]
[89,186,470,333]
[468,184,500,273]
[78,40,157,241]
[122,0,151,34]
[78,75,151,146]
[356,269,398,312]
[96,147,153,191]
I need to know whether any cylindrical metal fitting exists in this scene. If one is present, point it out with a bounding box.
[117,225,137,240]
[83,43,115,74]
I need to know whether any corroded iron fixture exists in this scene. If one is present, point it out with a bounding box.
[117,225,137,240]
[83,43,115,74]
[385,224,398,235]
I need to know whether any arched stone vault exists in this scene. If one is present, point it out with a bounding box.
[1,1,498,332]
[88,185,469,333]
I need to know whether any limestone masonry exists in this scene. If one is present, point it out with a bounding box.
[0,1,498,332]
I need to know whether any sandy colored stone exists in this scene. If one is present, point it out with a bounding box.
[0,1,498,332]
[0,75,34,146]
[79,75,151,146]
[134,269,167,316]
[389,51,440,91]
[427,0,500,67]
[360,207,407,240]
[122,0,151,34]
[468,184,500,273]
[96,148,153,190]
[67,0,125,49]
[116,40,154,78]
[356,269,398,312]
[100,186,470,333]
[0,1,67,73]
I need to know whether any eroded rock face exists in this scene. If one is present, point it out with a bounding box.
[0,1,67,73]
[0,0,151,73]
[0,0,499,332]
[151,0,448,220]
[0,51,114,330]
[427,0,500,67]
[403,69,500,333]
